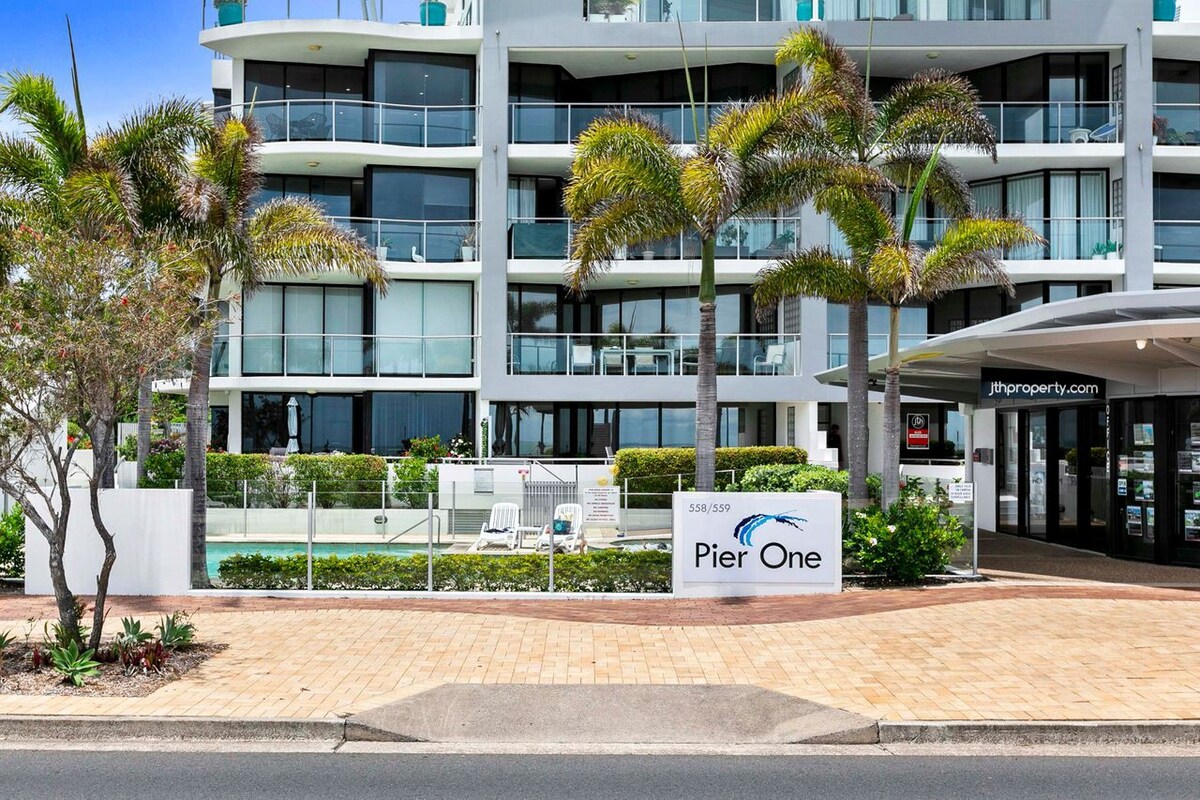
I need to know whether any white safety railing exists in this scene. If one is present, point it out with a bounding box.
[508,217,801,260]
[328,217,479,263]
[829,217,1124,261]
[212,333,479,378]
[214,100,478,147]
[508,333,801,377]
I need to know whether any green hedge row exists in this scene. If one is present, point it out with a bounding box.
[733,464,882,501]
[614,446,807,507]
[217,550,672,593]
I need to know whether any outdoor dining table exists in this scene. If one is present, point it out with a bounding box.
[597,346,675,375]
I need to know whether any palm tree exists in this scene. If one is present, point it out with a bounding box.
[565,76,878,491]
[175,114,387,587]
[0,70,208,485]
[867,154,1041,507]
[765,28,998,507]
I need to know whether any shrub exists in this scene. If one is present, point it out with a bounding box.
[844,494,966,583]
[217,549,672,593]
[393,458,438,509]
[615,446,807,507]
[733,464,883,501]
[136,435,186,489]
[206,452,273,506]
[407,435,450,461]
[286,454,388,509]
[0,505,25,578]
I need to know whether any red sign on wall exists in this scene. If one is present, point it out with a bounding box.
[906,413,930,450]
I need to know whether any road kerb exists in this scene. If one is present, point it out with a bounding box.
[879,720,1200,745]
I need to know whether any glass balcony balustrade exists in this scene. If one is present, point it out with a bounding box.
[507,333,801,377]
[508,217,800,260]
[1155,221,1200,263]
[205,0,478,26]
[583,0,1048,22]
[215,101,477,148]
[830,217,1124,261]
[331,218,479,263]
[213,334,478,378]
[826,333,933,369]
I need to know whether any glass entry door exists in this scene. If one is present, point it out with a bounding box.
[997,411,1022,534]
[1027,410,1048,539]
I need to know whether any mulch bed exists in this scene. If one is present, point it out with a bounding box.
[0,642,226,697]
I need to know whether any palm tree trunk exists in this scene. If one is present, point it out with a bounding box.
[882,304,902,509]
[846,296,870,506]
[185,328,213,588]
[136,374,152,487]
[695,237,718,492]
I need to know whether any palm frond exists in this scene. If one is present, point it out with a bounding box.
[737,156,889,218]
[0,72,87,179]
[566,112,683,218]
[754,246,869,310]
[246,198,385,291]
[868,240,922,306]
[680,144,742,236]
[567,194,691,294]
[706,85,827,163]
[775,28,872,158]
[192,115,264,222]
[61,160,140,234]
[814,188,897,262]
[882,153,972,218]
[921,216,1042,296]
[875,70,996,157]
[0,134,56,198]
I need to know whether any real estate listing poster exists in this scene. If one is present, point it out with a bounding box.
[1118,455,1129,477]
[1192,452,1200,474]
[1133,423,1154,447]
[1126,505,1142,537]
[1117,478,1127,497]
[1137,480,1155,502]
[1146,507,1156,542]
[1185,510,1200,542]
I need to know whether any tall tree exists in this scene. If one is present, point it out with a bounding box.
[565,73,878,490]
[174,115,387,587]
[766,28,997,506]
[0,65,207,487]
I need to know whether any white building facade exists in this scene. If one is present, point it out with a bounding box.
[198,0,1200,565]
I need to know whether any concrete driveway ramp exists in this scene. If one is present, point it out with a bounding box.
[345,685,878,744]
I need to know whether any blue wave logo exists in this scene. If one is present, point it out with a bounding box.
[733,512,806,546]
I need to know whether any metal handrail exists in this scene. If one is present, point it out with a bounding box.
[204,0,477,26]
[215,333,480,378]
[214,100,478,147]
[583,0,1049,21]
[509,101,719,144]
[829,216,1125,260]
[328,217,479,262]
[507,216,801,260]
[507,332,801,377]
[977,101,1122,144]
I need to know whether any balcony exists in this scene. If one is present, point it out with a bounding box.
[1155,221,1200,262]
[1154,104,1200,145]
[204,0,478,27]
[212,333,478,378]
[508,333,801,377]
[827,333,933,369]
[333,217,478,263]
[508,217,801,260]
[979,102,1122,144]
[830,217,1124,261]
[582,0,1047,22]
[511,102,714,145]
[217,101,477,148]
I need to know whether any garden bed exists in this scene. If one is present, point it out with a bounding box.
[0,641,225,697]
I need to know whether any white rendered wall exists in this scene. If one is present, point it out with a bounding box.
[25,489,191,597]
[973,409,997,533]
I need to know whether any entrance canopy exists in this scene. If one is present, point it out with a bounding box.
[816,288,1200,404]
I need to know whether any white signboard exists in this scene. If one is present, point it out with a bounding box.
[947,482,974,504]
[672,491,842,598]
[582,486,620,526]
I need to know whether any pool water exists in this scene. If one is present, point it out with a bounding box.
[206,541,441,577]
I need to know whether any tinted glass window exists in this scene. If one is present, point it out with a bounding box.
[370,392,475,456]
[370,168,475,220]
[373,53,475,106]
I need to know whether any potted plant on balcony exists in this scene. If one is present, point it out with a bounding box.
[1153,115,1168,145]
[376,237,392,262]
[1105,240,1121,260]
[641,245,656,260]
[663,240,679,258]
[460,225,477,261]
[420,0,448,26]
[1091,242,1106,261]
[213,0,244,26]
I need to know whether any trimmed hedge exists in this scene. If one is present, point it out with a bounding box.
[733,464,882,501]
[615,446,807,507]
[217,549,672,593]
[0,505,24,578]
[207,453,273,506]
[287,454,388,509]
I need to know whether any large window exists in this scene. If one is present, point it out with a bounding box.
[929,281,1109,335]
[489,402,771,457]
[370,52,476,146]
[1154,173,1200,262]
[244,61,366,142]
[370,392,475,456]
[827,303,928,368]
[369,167,475,263]
[1154,59,1200,145]
[255,175,363,217]
[242,284,365,376]
[374,281,474,376]
[242,393,360,454]
[971,170,1111,259]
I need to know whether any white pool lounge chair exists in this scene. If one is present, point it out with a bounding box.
[535,503,585,553]
[473,502,521,551]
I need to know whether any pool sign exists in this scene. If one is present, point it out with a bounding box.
[672,491,842,598]
[906,413,930,450]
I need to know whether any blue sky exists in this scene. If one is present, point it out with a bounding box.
[0,0,421,135]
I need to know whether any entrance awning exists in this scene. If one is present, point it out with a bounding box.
[815,288,1200,404]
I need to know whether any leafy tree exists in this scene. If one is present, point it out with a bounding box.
[565,50,878,490]
[173,115,387,586]
[0,229,198,648]
[756,28,997,506]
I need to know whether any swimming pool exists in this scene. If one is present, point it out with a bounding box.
[205,541,443,577]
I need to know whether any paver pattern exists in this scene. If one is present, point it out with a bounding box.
[1,584,1198,722]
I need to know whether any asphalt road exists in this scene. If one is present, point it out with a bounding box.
[3,751,1199,799]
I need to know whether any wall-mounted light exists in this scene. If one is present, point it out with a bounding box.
[308,44,323,52]
[307,161,320,168]
[1136,338,1148,350]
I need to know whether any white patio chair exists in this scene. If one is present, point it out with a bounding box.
[632,352,660,375]
[535,503,585,553]
[571,344,595,374]
[473,502,521,551]
[753,343,787,375]
[601,349,625,375]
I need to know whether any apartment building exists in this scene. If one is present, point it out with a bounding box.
[199,0,1200,565]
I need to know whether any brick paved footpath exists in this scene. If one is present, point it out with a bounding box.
[0,584,1198,722]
